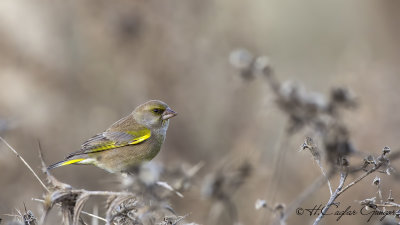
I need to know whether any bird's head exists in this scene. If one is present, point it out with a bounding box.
[133,100,177,129]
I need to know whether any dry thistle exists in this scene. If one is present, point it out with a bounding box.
[300,137,321,163]
[373,176,381,186]
[360,197,377,210]
[202,161,252,225]
[230,49,400,225]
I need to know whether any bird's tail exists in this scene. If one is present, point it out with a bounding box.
[47,158,84,170]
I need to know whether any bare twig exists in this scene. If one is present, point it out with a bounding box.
[313,171,348,225]
[79,190,134,197]
[314,149,390,225]
[301,137,333,195]
[156,181,184,198]
[273,168,336,225]
[91,205,99,225]
[81,210,107,223]
[337,158,385,196]
[266,124,288,205]
[378,202,400,208]
[0,136,49,192]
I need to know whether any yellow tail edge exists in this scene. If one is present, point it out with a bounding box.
[48,158,84,170]
[61,158,85,166]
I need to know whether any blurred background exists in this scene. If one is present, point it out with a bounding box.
[1,0,400,224]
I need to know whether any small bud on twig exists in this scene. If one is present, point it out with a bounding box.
[372,176,380,186]
[383,146,391,155]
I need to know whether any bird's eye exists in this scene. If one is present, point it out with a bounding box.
[152,108,161,114]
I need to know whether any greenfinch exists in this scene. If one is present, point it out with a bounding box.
[48,100,177,173]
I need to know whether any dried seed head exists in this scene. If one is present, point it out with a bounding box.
[330,87,357,108]
[341,158,349,167]
[301,137,313,151]
[364,155,375,164]
[386,167,395,176]
[383,146,391,155]
[229,48,254,70]
[388,190,394,202]
[255,199,267,210]
[331,87,349,103]
[359,197,377,209]
[300,137,321,163]
[396,210,400,218]
[254,56,271,75]
[300,143,308,151]
[274,203,285,212]
[23,210,36,225]
[373,176,381,186]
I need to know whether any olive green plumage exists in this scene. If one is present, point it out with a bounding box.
[48,100,177,173]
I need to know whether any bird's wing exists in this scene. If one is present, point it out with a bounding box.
[67,126,151,158]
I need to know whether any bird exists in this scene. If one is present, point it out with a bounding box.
[48,100,177,173]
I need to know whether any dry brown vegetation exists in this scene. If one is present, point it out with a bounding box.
[1,1,400,225]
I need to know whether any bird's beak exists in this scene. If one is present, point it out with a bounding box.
[162,108,177,120]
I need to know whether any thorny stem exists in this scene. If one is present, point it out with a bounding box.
[0,136,50,192]
[313,171,348,225]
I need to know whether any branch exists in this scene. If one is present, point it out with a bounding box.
[313,171,347,225]
[337,158,385,197]
[314,149,389,225]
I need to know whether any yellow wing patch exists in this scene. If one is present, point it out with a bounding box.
[89,141,118,152]
[127,130,151,144]
[61,158,85,166]
[87,129,151,153]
